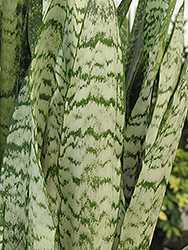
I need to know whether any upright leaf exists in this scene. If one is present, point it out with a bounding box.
[117,0,132,26]
[118,6,187,249]
[119,54,188,250]
[58,0,125,248]
[41,49,69,248]
[145,5,184,153]
[29,0,67,159]
[0,0,30,167]
[27,0,43,55]
[0,74,55,250]
[62,0,89,78]
[121,0,176,212]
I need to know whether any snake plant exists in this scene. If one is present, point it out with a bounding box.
[0,0,188,249]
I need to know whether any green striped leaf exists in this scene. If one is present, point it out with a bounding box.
[118,6,187,249]
[58,0,125,248]
[121,0,176,212]
[145,5,184,153]
[62,0,89,78]
[123,0,146,119]
[0,74,55,250]
[113,1,177,248]
[119,54,188,250]
[41,48,69,248]
[28,0,42,55]
[29,0,67,159]
[0,0,30,167]
[117,0,132,26]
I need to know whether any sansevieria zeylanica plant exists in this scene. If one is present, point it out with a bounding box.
[0,0,188,249]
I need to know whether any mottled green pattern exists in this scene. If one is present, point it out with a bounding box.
[29,0,67,159]
[121,0,176,213]
[58,0,125,248]
[41,49,69,248]
[0,75,55,250]
[119,54,188,250]
[145,6,184,153]
[62,0,88,78]
[28,0,42,55]
[117,0,132,26]
[118,7,187,250]
[0,0,28,166]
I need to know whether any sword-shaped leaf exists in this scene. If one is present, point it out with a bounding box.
[29,0,66,159]
[145,5,184,153]
[119,49,188,250]
[41,48,69,248]
[27,0,42,55]
[0,0,30,167]
[121,0,176,212]
[119,7,187,249]
[58,0,125,248]
[114,2,176,248]
[117,0,132,26]
[0,74,55,250]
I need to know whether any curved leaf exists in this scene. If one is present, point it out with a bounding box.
[0,74,55,250]
[27,0,43,55]
[145,5,184,153]
[117,0,132,26]
[0,0,30,167]
[119,24,188,250]
[29,0,67,159]
[41,48,69,248]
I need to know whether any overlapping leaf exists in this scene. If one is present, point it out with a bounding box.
[29,0,67,159]
[0,74,55,250]
[121,0,176,212]
[0,0,30,166]
[119,6,187,249]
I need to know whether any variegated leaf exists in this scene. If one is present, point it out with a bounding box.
[0,0,30,166]
[145,5,184,153]
[28,0,42,55]
[117,0,132,26]
[62,0,89,78]
[58,0,125,248]
[41,48,69,248]
[0,74,55,250]
[113,0,177,248]
[29,0,67,159]
[121,0,176,212]
[119,53,188,250]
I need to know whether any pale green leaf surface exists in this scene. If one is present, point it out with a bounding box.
[145,5,184,153]
[62,0,89,78]
[0,74,55,250]
[29,0,67,159]
[58,0,125,248]
[117,1,176,248]
[118,52,188,250]
[0,0,28,167]
[121,0,176,216]
[41,48,69,248]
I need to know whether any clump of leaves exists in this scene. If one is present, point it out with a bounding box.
[157,148,188,246]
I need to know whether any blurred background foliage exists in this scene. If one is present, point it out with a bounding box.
[150,117,188,249]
